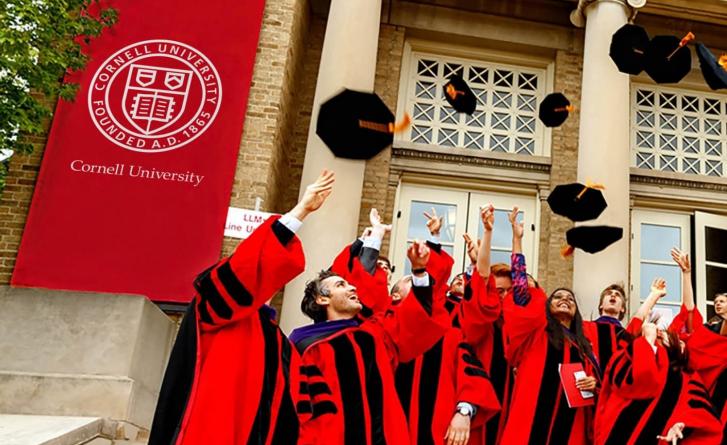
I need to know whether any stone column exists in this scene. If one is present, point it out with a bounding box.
[280,0,382,333]
[571,0,634,318]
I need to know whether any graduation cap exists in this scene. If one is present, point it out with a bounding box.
[644,33,694,84]
[444,75,477,115]
[547,182,607,222]
[562,226,623,257]
[316,89,410,160]
[696,43,727,90]
[609,24,650,75]
[538,93,574,128]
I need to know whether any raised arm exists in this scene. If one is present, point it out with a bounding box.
[197,170,334,330]
[383,241,448,363]
[671,248,695,312]
[508,206,529,306]
[629,278,667,330]
[476,204,494,279]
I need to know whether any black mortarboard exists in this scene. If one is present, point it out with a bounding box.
[444,75,477,115]
[609,24,650,75]
[547,182,607,222]
[696,43,727,90]
[538,93,574,128]
[316,89,409,160]
[644,33,694,84]
[564,226,623,255]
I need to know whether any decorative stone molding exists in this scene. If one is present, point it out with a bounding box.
[391,145,551,174]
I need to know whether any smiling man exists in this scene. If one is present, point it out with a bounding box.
[291,241,449,444]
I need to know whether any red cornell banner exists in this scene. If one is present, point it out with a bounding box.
[12,0,266,303]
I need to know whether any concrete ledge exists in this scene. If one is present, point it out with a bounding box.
[0,287,177,428]
[0,372,133,420]
[0,415,102,445]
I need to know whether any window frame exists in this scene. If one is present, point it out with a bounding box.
[390,181,540,285]
[396,39,555,157]
[630,209,692,322]
[630,83,727,178]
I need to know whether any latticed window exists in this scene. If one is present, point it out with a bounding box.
[632,85,727,177]
[402,52,548,155]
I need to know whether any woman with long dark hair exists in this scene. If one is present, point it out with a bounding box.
[595,275,723,445]
[498,207,600,445]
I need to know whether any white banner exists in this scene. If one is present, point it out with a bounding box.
[224,207,277,239]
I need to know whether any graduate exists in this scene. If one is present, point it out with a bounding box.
[395,209,500,445]
[668,248,727,443]
[583,283,628,373]
[148,170,336,445]
[458,205,515,445]
[291,221,450,444]
[595,275,723,445]
[499,206,600,445]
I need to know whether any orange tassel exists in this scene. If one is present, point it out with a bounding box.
[388,113,411,133]
[679,32,695,47]
[576,180,606,200]
[719,55,727,70]
[446,83,465,100]
[359,113,411,134]
[667,32,695,60]
[554,105,575,113]
[561,245,575,258]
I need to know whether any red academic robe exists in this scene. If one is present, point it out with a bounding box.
[583,320,626,373]
[149,216,313,445]
[459,271,512,445]
[670,305,727,443]
[499,286,599,445]
[299,245,449,444]
[595,336,723,445]
[395,246,501,445]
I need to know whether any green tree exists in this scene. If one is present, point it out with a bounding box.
[0,0,117,189]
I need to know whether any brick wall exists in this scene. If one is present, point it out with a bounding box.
[0,135,47,284]
[536,48,583,293]
[357,24,406,256]
[220,0,312,256]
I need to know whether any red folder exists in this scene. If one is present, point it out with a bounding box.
[558,363,595,408]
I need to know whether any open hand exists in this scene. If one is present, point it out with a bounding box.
[423,207,444,237]
[291,169,335,220]
[650,277,667,300]
[444,412,471,445]
[670,248,691,274]
[369,208,392,239]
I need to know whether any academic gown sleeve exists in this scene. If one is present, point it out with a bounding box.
[195,215,306,331]
[460,271,501,345]
[606,337,664,399]
[454,332,501,428]
[330,241,390,316]
[502,253,548,366]
[424,241,455,300]
[382,274,450,363]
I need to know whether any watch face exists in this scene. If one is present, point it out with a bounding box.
[458,406,471,416]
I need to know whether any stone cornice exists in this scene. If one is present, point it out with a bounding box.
[391,144,551,173]
[630,168,727,192]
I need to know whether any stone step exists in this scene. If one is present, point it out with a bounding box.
[0,414,102,445]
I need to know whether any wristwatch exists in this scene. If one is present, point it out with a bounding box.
[456,402,474,418]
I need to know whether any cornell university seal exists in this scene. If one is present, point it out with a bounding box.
[88,39,222,153]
